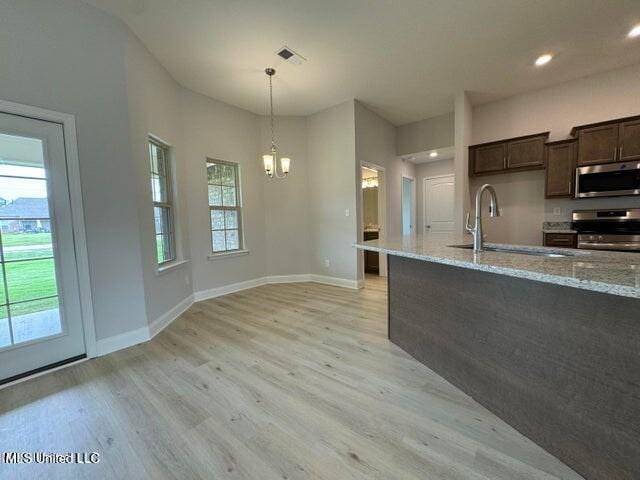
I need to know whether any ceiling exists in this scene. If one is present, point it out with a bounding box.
[84,0,640,125]
[402,146,455,165]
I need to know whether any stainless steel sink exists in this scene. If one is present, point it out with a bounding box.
[448,244,579,258]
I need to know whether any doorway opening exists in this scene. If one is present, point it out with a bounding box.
[362,167,380,277]
[401,176,415,235]
[359,163,387,287]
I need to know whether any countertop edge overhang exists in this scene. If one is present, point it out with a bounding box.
[354,239,640,299]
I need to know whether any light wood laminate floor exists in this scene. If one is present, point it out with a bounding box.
[0,276,583,479]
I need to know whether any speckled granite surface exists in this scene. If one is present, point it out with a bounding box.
[354,234,640,299]
[542,221,576,233]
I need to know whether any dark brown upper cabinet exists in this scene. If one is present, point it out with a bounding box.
[619,118,640,162]
[507,136,546,169]
[575,124,618,165]
[469,132,548,177]
[472,143,506,174]
[572,115,640,166]
[545,139,576,198]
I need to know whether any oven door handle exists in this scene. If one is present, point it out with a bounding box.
[578,241,640,251]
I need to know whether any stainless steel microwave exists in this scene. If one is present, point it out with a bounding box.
[575,161,640,198]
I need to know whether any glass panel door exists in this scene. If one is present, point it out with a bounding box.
[0,133,62,347]
[0,111,85,382]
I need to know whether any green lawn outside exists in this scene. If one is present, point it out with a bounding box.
[2,232,52,247]
[0,233,58,318]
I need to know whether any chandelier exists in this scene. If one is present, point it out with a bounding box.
[262,68,290,178]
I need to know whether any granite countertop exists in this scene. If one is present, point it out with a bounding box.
[353,234,640,299]
[542,221,577,234]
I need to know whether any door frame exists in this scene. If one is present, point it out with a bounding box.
[0,98,96,358]
[401,175,416,235]
[423,174,455,234]
[360,161,387,278]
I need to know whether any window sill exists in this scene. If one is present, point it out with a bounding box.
[207,249,250,261]
[156,259,190,276]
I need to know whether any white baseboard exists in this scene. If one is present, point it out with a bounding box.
[309,274,362,289]
[96,273,360,357]
[193,277,268,302]
[96,324,150,356]
[148,294,194,339]
[266,274,312,284]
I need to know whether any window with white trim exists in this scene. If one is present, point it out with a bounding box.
[207,159,242,253]
[149,139,176,265]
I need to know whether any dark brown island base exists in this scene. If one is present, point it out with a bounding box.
[387,254,640,480]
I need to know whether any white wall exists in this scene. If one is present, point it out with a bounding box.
[307,101,358,282]
[396,112,454,156]
[454,92,472,237]
[355,102,418,280]
[260,116,312,277]
[415,159,455,234]
[471,62,640,245]
[0,0,149,340]
[355,102,415,240]
[180,89,268,293]
[125,31,193,326]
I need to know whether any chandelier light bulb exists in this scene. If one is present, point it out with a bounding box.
[280,157,290,175]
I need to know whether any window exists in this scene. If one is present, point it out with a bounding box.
[149,139,175,265]
[207,159,242,253]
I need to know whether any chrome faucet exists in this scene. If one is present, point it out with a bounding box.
[466,184,501,252]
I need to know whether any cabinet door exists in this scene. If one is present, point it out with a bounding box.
[577,124,618,165]
[544,233,577,248]
[364,251,379,274]
[472,143,506,174]
[545,142,575,198]
[618,119,640,162]
[507,136,545,169]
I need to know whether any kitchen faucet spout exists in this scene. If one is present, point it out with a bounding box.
[466,184,500,252]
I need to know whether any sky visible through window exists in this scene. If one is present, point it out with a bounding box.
[0,165,47,202]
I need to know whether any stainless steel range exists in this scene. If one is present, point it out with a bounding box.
[572,208,640,251]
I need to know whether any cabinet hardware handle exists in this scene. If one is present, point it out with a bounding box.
[619,146,623,160]
[613,147,617,161]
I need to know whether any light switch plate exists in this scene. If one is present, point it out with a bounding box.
[344,209,350,217]
[553,207,562,216]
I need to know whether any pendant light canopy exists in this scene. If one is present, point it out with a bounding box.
[263,67,290,178]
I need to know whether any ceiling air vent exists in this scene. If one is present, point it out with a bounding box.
[275,46,306,66]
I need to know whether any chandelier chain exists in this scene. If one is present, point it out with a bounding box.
[269,73,275,150]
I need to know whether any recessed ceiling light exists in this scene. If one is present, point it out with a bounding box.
[429,151,438,158]
[535,54,553,66]
[629,25,640,38]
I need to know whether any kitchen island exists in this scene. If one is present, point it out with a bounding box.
[354,234,640,480]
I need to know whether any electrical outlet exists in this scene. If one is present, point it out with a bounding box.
[553,207,562,216]
[324,259,330,268]
[344,209,350,217]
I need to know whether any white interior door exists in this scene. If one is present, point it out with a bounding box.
[0,112,85,383]
[424,175,455,233]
